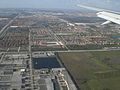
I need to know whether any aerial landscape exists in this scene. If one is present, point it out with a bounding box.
[0,0,120,90]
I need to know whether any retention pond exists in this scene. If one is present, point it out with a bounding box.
[32,57,61,69]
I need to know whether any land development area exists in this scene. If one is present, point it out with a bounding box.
[0,8,120,90]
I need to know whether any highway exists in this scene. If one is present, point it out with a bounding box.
[38,48,120,53]
[0,48,9,64]
[47,26,70,50]
[1,47,120,54]
[58,49,120,52]
[0,14,19,36]
[28,29,34,89]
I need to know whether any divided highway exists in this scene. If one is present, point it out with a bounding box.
[0,14,19,36]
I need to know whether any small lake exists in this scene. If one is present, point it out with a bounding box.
[32,57,61,69]
[111,36,120,39]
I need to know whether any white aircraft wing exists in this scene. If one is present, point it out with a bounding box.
[77,4,120,25]
[97,11,120,25]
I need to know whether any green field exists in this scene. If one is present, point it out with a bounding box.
[58,51,120,90]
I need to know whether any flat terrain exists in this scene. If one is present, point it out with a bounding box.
[58,51,120,90]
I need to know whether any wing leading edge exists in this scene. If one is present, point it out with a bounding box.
[77,4,120,25]
[97,11,120,25]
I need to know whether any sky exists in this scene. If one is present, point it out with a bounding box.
[0,0,120,11]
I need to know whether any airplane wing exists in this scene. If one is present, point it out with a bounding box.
[77,4,120,25]
[97,11,120,25]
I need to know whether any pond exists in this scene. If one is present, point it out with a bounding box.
[32,57,61,69]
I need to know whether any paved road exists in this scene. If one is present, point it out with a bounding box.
[1,48,120,54]
[37,48,120,53]
[0,15,19,36]
[53,49,120,52]
[47,26,70,50]
[28,29,34,89]
[0,48,9,64]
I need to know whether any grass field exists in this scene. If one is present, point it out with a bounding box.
[58,51,120,90]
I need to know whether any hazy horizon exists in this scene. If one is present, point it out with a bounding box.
[0,0,120,12]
